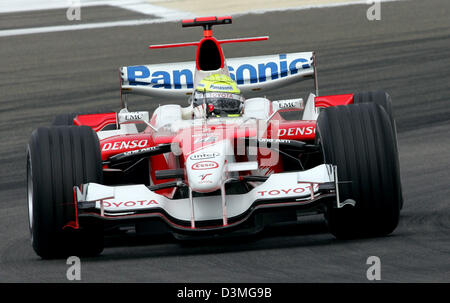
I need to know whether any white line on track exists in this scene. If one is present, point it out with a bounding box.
[0,0,404,37]
[0,19,177,37]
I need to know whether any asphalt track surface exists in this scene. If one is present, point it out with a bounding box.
[0,0,449,282]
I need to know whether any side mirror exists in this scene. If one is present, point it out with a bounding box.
[266,98,304,122]
[117,111,158,132]
[117,111,150,125]
[272,98,304,112]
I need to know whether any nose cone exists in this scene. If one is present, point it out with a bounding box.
[186,141,230,193]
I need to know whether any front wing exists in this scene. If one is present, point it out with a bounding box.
[75,164,347,232]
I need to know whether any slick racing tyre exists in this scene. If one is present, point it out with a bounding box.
[353,91,395,130]
[52,113,80,126]
[353,91,403,208]
[27,126,104,258]
[317,103,402,239]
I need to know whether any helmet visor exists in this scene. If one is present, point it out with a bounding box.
[193,91,244,116]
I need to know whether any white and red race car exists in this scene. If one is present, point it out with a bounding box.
[26,16,402,258]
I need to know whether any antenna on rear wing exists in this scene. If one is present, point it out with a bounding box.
[182,16,232,37]
[149,16,268,49]
[313,52,319,96]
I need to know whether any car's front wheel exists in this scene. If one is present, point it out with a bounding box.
[27,125,104,258]
[317,103,402,239]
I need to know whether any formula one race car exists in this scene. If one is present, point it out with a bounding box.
[26,16,402,258]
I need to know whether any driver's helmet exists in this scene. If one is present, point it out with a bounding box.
[192,74,244,118]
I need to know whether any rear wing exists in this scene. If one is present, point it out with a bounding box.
[120,52,316,99]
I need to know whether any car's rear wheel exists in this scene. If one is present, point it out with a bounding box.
[52,113,79,126]
[317,103,402,239]
[27,125,104,258]
[353,91,394,127]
